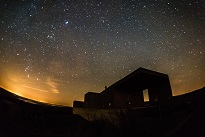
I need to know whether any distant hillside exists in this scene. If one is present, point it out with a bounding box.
[0,87,92,137]
[0,86,71,109]
[0,86,74,118]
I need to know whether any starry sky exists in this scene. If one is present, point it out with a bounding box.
[0,0,205,106]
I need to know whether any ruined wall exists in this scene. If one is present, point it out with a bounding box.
[73,101,84,108]
[84,92,101,108]
[73,106,163,136]
[159,77,173,106]
[73,107,127,125]
[82,69,173,109]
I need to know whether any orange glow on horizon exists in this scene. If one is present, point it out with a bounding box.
[0,64,204,107]
[0,72,72,106]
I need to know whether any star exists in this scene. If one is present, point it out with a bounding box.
[0,0,204,106]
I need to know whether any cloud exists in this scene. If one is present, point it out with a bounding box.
[22,85,48,93]
[46,77,60,94]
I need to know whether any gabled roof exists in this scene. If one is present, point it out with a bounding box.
[102,67,169,92]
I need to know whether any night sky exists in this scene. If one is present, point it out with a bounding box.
[0,0,205,106]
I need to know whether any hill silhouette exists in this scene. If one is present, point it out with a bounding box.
[1,86,205,137]
[0,87,93,137]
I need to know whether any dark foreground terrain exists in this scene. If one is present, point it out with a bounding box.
[0,87,205,137]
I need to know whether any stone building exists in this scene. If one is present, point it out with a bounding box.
[74,67,172,109]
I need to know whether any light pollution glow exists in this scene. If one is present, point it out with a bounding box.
[0,0,205,106]
[0,63,204,106]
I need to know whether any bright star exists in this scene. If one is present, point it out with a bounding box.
[64,20,69,25]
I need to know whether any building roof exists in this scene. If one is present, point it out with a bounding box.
[102,67,169,92]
